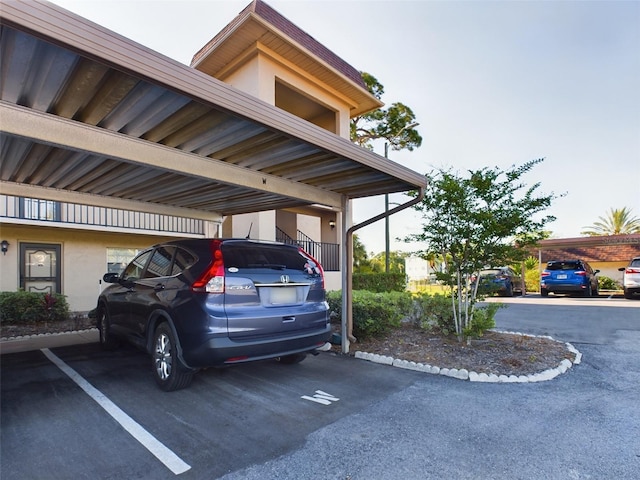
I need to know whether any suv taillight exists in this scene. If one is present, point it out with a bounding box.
[541,271,550,278]
[300,247,325,289]
[575,271,586,276]
[627,267,640,274]
[192,240,225,293]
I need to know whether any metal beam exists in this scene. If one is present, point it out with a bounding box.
[0,181,221,221]
[0,102,344,209]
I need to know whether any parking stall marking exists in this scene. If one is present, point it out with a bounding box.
[40,348,191,475]
[301,390,340,405]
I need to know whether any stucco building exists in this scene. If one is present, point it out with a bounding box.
[536,234,640,283]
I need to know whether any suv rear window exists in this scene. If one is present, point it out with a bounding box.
[546,261,583,271]
[222,242,311,271]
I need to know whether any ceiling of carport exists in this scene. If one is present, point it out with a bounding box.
[0,1,425,218]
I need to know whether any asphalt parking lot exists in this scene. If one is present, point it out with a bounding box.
[1,296,639,479]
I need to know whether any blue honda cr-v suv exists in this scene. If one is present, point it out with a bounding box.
[96,239,331,391]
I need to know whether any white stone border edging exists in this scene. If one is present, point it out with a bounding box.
[354,330,581,383]
[1,328,99,342]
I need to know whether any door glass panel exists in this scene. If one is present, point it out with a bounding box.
[172,248,196,275]
[122,250,152,282]
[21,244,61,294]
[144,247,175,278]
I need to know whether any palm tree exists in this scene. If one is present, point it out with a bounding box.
[581,207,640,236]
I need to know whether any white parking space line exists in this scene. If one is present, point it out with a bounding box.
[41,348,191,475]
[301,390,340,405]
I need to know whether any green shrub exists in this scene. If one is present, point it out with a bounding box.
[463,302,503,339]
[414,292,503,339]
[413,293,456,335]
[524,268,540,293]
[598,276,621,290]
[352,273,406,292]
[0,291,70,325]
[326,290,412,339]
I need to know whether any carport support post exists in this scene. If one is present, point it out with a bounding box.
[341,196,352,354]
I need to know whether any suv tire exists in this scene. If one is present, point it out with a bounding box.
[97,306,119,350]
[152,323,194,392]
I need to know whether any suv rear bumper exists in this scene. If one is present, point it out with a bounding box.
[182,325,331,368]
[541,283,587,293]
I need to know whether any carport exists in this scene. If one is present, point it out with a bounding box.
[0,1,426,351]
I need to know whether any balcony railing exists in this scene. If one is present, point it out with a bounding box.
[276,227,340,271]
[0,195,207,236]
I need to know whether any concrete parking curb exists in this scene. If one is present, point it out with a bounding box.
[0,329,99,355]
[354,330,582,383]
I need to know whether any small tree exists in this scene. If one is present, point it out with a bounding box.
[352,234,373,273]
[369,250,408,273]
[405,158,560,342]
[350,72,422,152]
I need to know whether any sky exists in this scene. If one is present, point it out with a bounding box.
[49,0,640,255]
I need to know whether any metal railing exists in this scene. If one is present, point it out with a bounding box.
[276,226,340,271]
[0,195,207,235]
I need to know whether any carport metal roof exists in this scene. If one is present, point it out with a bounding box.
[0,1,426,220]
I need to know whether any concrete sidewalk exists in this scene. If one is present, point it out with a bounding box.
[0,329,99,355]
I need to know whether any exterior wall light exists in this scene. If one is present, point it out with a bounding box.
[1,240,9,255]
[329,220,336,229]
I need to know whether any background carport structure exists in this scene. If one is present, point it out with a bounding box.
[0,0,426,351]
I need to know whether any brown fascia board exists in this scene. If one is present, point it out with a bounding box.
[190,0,383,115]
[252,0,365,88]
[537,234,640,249]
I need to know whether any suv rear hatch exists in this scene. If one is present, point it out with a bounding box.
[543,261,585,283]
[217,240,328,339]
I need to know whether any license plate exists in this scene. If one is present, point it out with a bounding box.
[268,287,297,305]
[557,274,567,279]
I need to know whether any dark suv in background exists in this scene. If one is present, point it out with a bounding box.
[96,239,331,391]
[540,260,600,297]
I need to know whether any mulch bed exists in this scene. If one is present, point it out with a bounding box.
[333,323,575,377]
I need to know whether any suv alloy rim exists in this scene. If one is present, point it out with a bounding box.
[154,332,172,381]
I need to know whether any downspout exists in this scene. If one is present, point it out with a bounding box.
[341,186,426,353]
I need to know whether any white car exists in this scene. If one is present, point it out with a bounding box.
[618,257,640,300]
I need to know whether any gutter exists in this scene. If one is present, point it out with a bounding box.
[340,186,426,353]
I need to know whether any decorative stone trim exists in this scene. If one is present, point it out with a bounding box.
[354,330,581,383]
[1,328,98,342]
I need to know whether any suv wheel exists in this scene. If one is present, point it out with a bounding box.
[276,353,307,365]
[504,283,514,297]
[152,323,193,392]
[540,288,549,297]
[97,306,119,350]
[584,283,592,297]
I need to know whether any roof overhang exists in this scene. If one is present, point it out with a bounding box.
[191,0,383,117]
[0,1,425,218]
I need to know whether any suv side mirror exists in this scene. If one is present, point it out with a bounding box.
[618,267,625,271]
[103,272,120,283]
[594,270,600,275]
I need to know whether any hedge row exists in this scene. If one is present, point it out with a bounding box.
[0,291,70,324]
[327,290,415,339]
[327,290,498,340]
[352,273,406,293]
